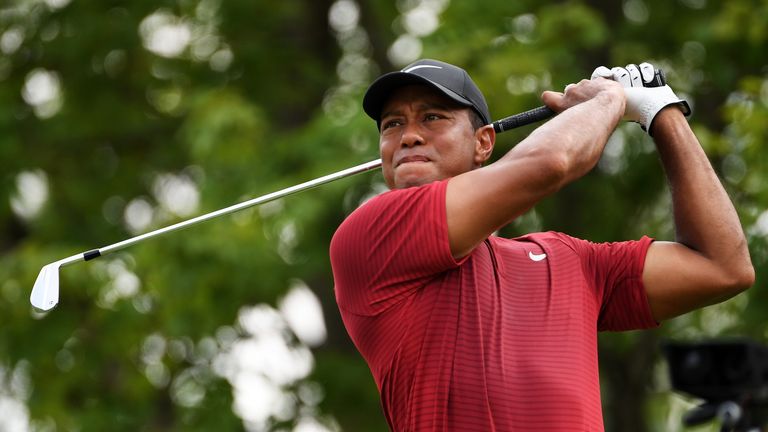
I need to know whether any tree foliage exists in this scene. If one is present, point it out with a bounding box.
[1,0,766,431]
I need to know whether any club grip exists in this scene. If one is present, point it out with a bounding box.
[492,105,555,133]
[491,67,665,134]
[649,68,666,87]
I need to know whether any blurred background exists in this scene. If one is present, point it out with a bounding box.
[1,0,766,431]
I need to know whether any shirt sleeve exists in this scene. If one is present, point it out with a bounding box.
[555,233,658,331]
[330,180,460,316]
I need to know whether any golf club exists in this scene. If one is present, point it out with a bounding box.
[30,83,655,312]
[30,158,384,311]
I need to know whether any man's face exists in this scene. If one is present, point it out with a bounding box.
[379,85,482,189]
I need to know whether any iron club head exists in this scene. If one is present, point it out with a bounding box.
[30,261,61,311]
[29,253,83,312]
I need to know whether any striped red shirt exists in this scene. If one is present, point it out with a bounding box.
[330,179,657,431]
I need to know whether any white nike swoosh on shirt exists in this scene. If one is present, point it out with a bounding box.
[528,251,547,262]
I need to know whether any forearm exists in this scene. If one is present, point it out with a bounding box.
[506,84,625,187]
[480,86,626,222]
[499,79,626,192]
[652,108,753,280]
[446,84,624,258]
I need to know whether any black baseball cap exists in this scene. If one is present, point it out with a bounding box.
[363,59,491,128]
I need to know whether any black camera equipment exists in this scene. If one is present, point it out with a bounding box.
[663,339,768,432]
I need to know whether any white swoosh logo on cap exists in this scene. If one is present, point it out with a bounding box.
[402,65,443,73]
[528,251,547,262]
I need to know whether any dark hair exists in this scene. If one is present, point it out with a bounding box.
[468,108,486,131]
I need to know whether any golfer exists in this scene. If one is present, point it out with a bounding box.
[330,59,754,431]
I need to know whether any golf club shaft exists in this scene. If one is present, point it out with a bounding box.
[79,158,383,262]
[65,105,555,265]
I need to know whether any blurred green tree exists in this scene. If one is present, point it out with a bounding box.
[0,0,765,431]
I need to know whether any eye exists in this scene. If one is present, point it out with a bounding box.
[381,119,402,130]
[424,112,448,122]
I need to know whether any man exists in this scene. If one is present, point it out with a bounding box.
[329,59,754,431]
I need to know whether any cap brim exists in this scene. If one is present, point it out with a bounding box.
[362,71,474,125]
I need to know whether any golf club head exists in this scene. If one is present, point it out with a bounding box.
[30,262,60,311]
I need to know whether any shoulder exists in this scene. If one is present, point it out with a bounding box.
[330,180,449,254]
[334,181,448,232]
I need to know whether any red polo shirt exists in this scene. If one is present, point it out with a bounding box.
[330,179,657,431]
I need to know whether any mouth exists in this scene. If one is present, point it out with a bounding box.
[396,155,431,167]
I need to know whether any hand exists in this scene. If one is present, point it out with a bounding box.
[541,77,625,114]
[592,62,691,135]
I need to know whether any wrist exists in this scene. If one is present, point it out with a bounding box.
[594,88,626,121]
[648,105,688,137]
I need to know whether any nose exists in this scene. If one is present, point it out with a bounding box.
[400,122,424,148]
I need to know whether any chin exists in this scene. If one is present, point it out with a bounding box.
[395,176,438,189]
[394,164,439,189]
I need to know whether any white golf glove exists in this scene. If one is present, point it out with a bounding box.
[592,63,691,135]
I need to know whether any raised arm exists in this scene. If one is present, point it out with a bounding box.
[642,108,754,320]
[446,78,625,258]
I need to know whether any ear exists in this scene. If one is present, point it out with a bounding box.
[473,124,495,166]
